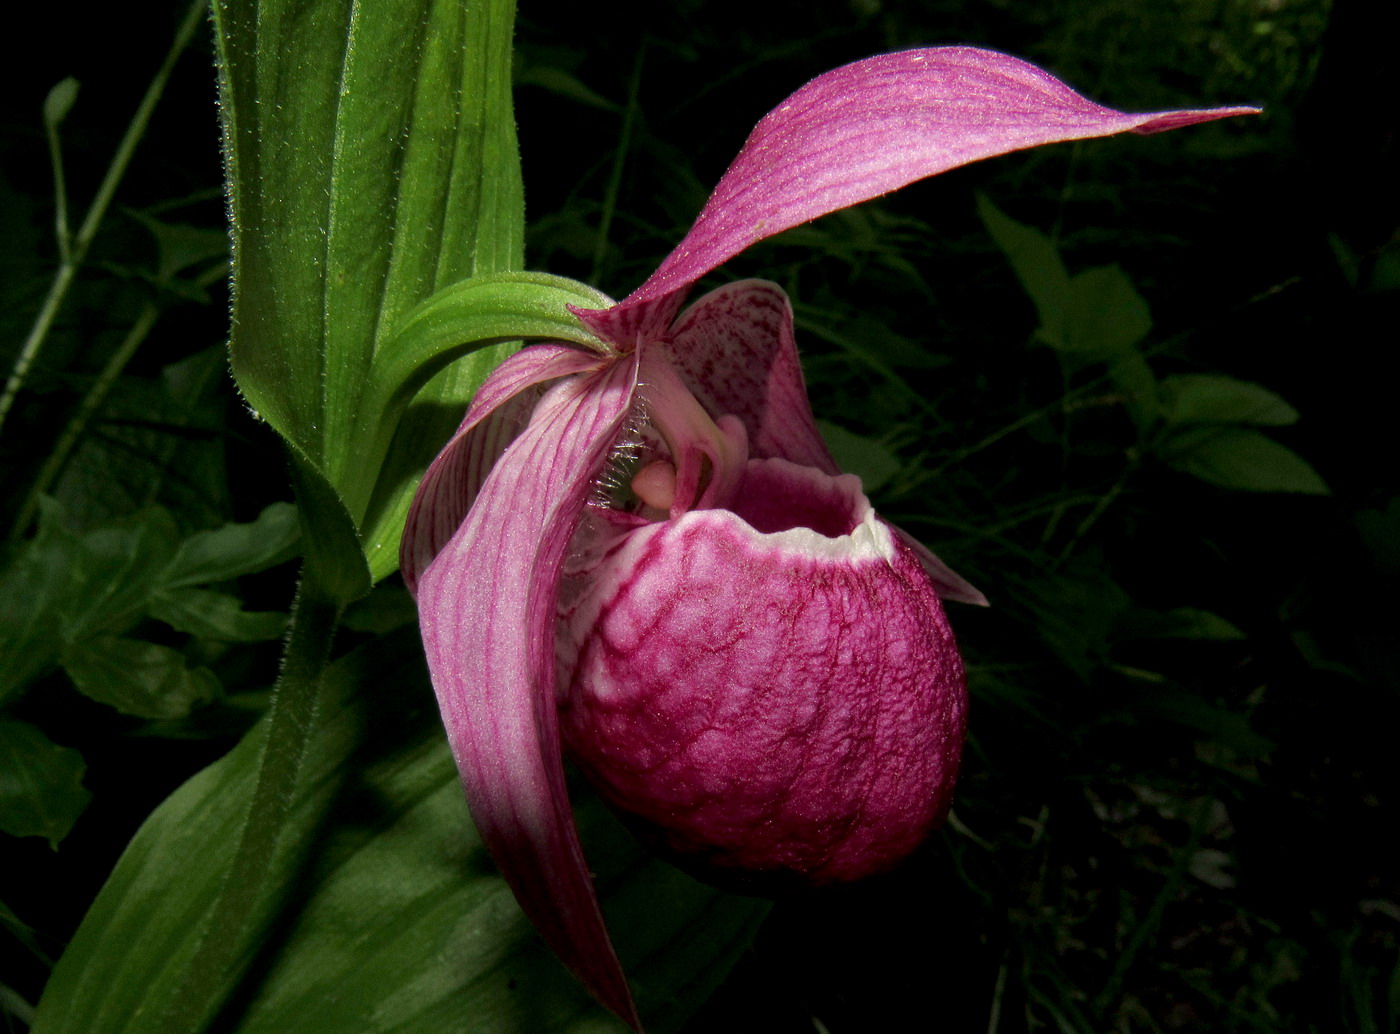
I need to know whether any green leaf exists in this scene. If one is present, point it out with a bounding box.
[166,503,301,587]
[31,633,764,1034]
[1159,374,1300,427]
[0,502,176,702]
[0,510,73,701]
[1123,607,1247,642]
[2,502,298,705]
[1162,426,1330,495]
[213,0,525,540]
[148,588,287,642]
[817,420,901,493]
[1063,265,1152,357]
[0,719,92,848]
[128,210,231,293]
[287,449,374,606]
[358,272,610,580]
[976,194,1071,347]
[60,636,222,719]
[370,272,609,416]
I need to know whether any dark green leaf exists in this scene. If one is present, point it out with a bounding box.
[1063,265,1152,357]
[1163,426,1329,494]
[0,509,73,701]
[1122,606,1247,642]
[61,636,221,719]
[148,588,287,642]
[166,502,301,587]
[1159,374,1299,427]
[818,420,901,492]
[976,194,1071,347]
[0,501,176,702]
[31,633,763,1034]
[128,210,231,288]
[0,719,92,848]
[338,582,419,634]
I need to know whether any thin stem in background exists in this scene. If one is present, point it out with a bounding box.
[0,0,205,437]
[588,41,646,287]
[8,262,229,541]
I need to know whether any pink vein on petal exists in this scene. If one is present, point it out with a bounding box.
[579,46,1257,344]
[414,352,642,1029]
[402,344,603,592]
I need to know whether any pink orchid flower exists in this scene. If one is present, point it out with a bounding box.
[400,46,1256,1030]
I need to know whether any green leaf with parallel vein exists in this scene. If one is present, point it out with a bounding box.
[214,0,525,563]
[31,633,765,1034]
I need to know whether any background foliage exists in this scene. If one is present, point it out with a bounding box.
[3,0,1397,1030]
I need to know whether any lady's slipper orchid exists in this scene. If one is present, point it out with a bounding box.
[401,46,1256,1030]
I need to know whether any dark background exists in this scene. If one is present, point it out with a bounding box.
[3,0,1397,1030]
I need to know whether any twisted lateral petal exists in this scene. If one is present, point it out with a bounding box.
[401,344,602,592]
[578,46,1258,343]
[413,355,642,1029]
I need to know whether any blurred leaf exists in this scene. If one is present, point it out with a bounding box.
[0,509,74,701]
[0,719,92,847]
[1125,687,1275,759]
[167,502,300,587]
[1064,264,1152,357]
[1163,426,1329,494]
[147,588,286,642]
[1024,562,1132,680]
[976,194,1070,346]
[2,502,298,706]
[1123,606,1247,642]
[1160,374,1299,427]
[339,582,419,634]
[0,502,173,701]
[1355,497,1400,578]
[516,61,619,112]
[818,420,901,492]
[61,636,222,719]
[55,347,234,529]
[127,211,231,296]
[31,632,764,1034]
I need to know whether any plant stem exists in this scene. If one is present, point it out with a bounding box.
[154,572,342,1034]
[0,0,204,437]
[588,42,645,286]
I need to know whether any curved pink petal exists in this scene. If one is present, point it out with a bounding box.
[413,355,643,1029]
[579,46,1257,343]
[401,344,602,592]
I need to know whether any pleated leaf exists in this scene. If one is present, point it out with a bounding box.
[212,0,525,591]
